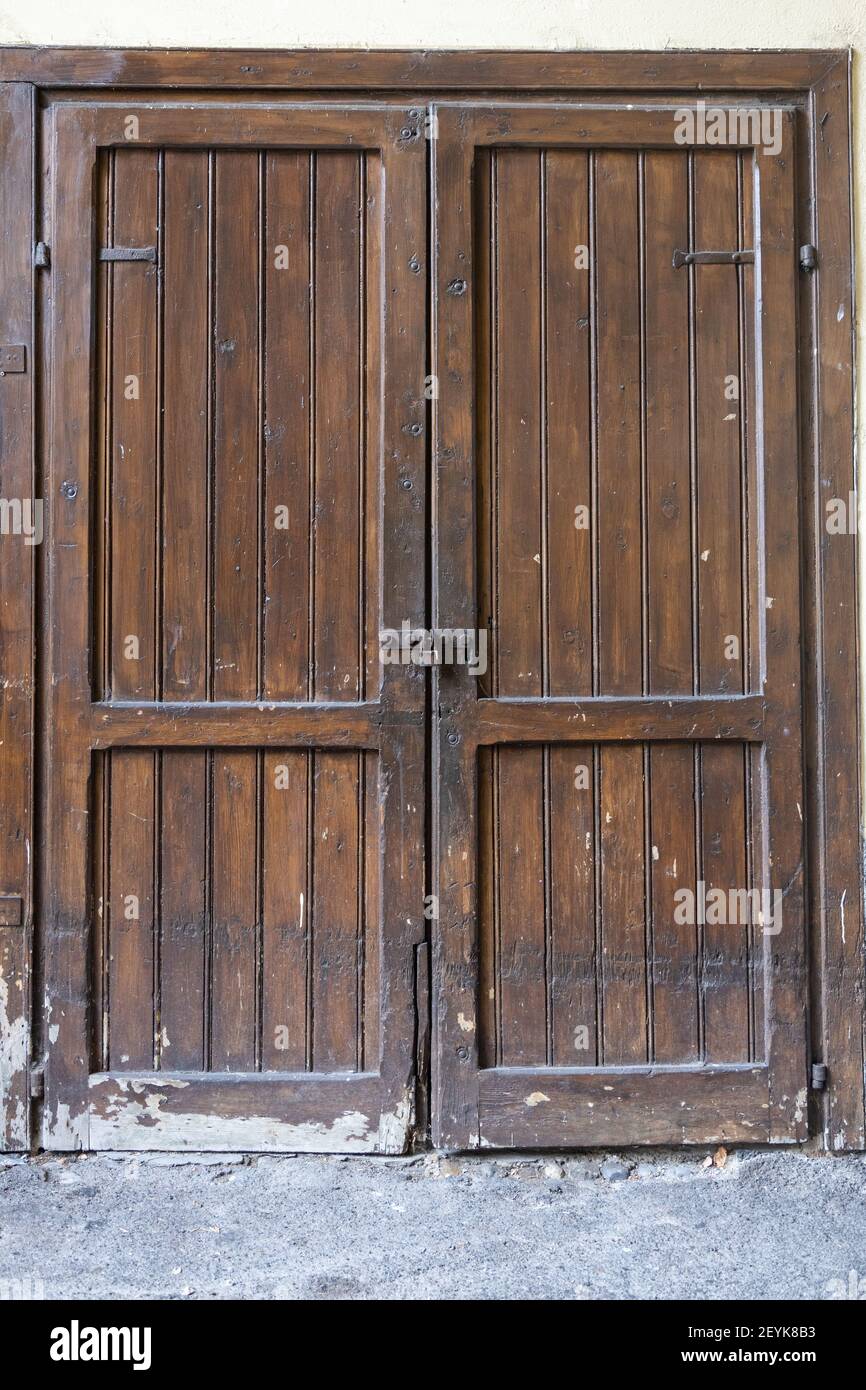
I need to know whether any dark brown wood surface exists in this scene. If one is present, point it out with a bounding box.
[0,47,840,89]
[0,83,34,1149]
[432,103,809,1148]
[40,102,426,1151]
[0,49,858,1153]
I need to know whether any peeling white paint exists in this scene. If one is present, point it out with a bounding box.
[44,1100,88,1150]
[378,1092,412,1154]
[87,1079,412,1154]
[457,1012,475,1034]
[90,1095,377,1151]
[525,1091,550,1107]
[0,965,28,1147]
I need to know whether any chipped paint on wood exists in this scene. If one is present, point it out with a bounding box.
[44,1100,89,1150]
[88,1075,413,1153]
[0,959,28,1147]
[377,1090,412,1155]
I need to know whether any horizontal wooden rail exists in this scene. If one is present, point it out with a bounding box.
[463,695,765,745]
[0,47,839,90]
[88,700,423,749]
[477,1065,770,1147]
[88,1071,388,1151]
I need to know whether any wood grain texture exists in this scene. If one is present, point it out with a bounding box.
[807,56,864,1152]
[0,83,34,1149]
[3,59,855,1152]
[40,102,425,1153]
[0,47,840,89]
[434,102,809,1148]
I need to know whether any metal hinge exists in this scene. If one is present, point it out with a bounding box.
[672,248,755,269]
[33,241,50,269]
[99,246,157,263]
[800,243,818,272]
[811,1062,828,1091]
[29,1065,44,1101]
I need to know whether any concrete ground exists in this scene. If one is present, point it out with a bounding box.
[1,1146,865,1300]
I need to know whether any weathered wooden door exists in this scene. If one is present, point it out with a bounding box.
[36,95,811,1153]
[42,102,426,1150]
[432,104,808,1148]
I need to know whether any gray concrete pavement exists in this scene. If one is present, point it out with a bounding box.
[1,1147,865,1300]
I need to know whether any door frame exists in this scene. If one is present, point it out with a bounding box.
[0,48,859,1151]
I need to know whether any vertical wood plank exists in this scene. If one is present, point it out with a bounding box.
[263,152,311,700]
[493,149,543,698]
[105,149,159,1073]
[210,752,258,1070]
[700,744,750,1062]
[477,746,498,1067]
[542,148,605,1066]
[158,153,209,1071]
[694,152,743,697]
[549,747,598,1065]
[43,108,97,1148]
[545,150,592,698]
[644,152,700,1063]
[313,153,361,702]
[362,155,384,705]
[489,150,547,1064]
[496,750,546,1065]
[599,746,648,1063]
[595,151,642,699]
[0,83,34,1148]
[432,109,480,1146]
[311,752,361,1071]
[645,152,692,696]
[649,744,699,1062]
[107,752,156,1069]
[809,58,865,1149]
[362,750,380,1071]
[261,750,308,1071]
[692,152,750,1063]
[158,751,206,1070]
[161,150,208,701]
[595,152,648,1063]
[209,154,260,1071]
[109,149,159,701]
[212,150,259,701]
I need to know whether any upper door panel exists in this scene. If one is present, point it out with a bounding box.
[97,143,384,706]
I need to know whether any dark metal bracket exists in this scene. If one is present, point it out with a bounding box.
[672,248,755,269]
[99,246,158,263]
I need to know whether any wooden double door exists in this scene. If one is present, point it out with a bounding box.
[39,98,806,1151]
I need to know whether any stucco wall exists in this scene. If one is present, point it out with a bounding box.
[2,0,862,805]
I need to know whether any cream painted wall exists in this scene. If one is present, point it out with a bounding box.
[1,0,862,804]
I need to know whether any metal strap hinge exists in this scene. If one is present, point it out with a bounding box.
[811,1062,828,1091]
[99,246,157,263]
[33,241,50,268]
[799,243,818,272]
[672,248,755,269]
